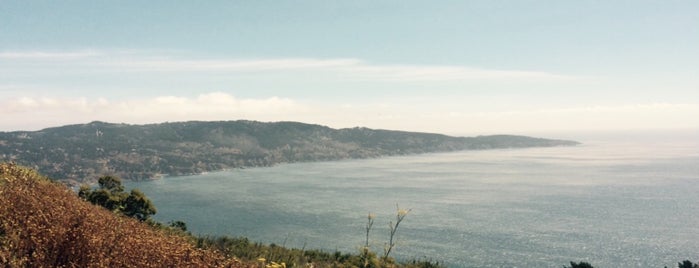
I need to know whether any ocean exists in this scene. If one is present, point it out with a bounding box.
[126,132,699,267]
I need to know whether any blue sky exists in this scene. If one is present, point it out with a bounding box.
[1,1,698,135]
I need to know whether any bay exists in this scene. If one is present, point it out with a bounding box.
[126,134,699,267]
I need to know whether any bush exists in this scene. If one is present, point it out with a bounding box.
[79,175,156,221]
[566,261,594,268]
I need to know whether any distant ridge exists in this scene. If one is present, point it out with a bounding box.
[0,120,579,184]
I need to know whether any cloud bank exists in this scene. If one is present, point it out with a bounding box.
[0,93,307,131]
[2,92,697,135]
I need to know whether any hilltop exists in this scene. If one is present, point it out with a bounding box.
[0,120,578,183]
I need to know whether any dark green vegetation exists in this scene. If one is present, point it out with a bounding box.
[565,261,594,268]
[78,175,157,221]
[674,260,699,268]
[565,260,699,268]
[0,120,578,184]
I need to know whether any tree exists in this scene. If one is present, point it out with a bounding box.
[98,175,124,193]
[566,261,594,268]
[168,220,188,232]
[79,175,156,221]
[123,189,157,221]
[86,188,125,211]
[678,260,698,268]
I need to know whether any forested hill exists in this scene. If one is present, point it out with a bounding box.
[0,120,578,184]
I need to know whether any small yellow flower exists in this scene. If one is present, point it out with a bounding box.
[266,262,286,268]
[257,257,266,263]
[368,213,375,220]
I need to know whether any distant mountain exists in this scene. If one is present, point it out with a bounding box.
[0,120,579,184]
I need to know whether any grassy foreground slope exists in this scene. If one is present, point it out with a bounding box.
[0,163,242,267]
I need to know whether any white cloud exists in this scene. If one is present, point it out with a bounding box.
[107,57,363,72]
[0,50,101,60]
[343,64,573,82]
[3,96,90,113]
[424,103,699,134]
[289,101,699,135]
[108,57,570,81]
[1,49,572,82]
[0,92,309,131]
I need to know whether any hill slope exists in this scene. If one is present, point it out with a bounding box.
[0,120,578,183]
[0,163,241,267]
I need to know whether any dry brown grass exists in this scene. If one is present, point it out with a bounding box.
[0,163,246,268]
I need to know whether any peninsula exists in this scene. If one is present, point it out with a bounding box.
[0,120,578,184]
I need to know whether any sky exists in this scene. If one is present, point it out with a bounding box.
[1,1,698,136]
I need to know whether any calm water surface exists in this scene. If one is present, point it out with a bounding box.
[126,135,699,267]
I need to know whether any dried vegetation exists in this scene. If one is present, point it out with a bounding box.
[0,162,244,267]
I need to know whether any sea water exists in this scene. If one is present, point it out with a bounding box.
[126,132,699,267]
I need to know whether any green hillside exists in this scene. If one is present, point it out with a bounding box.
[0,120,578,184]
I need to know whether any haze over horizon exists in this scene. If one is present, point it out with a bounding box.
[2,1,698,135]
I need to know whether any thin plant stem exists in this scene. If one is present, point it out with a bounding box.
[383,204,411,261]
[363,213,375,268]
